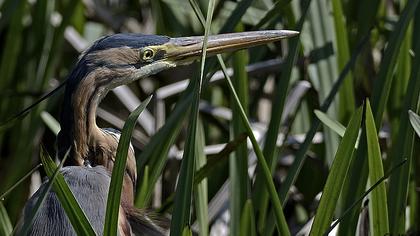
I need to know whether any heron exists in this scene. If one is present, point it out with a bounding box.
[18,30,298,235]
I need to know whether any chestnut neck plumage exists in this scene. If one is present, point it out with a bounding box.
[59,69,106,164]
[71,73,103,163]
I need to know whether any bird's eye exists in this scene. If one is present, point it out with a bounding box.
[141,48,155,62]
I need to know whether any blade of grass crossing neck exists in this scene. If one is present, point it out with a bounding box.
[194,119,208,236]
[339,2,420,234]
[252,0,311,231]
[38,148,96,236]
[331,0,355,123]
[365,100,389,236]
[229,23,250,236]
[309,106,363,236]
[409,111,420,137]
[104,95,152,236]
[170,1,215,235]
[217,56,290,236]
[0,202,12,236]
[387,34,420,234]
[239,200,257,236]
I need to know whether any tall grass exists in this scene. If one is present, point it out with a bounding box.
[0,0,418,235]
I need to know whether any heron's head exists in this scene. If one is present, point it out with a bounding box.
[67,30,299,93]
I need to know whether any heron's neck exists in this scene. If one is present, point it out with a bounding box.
[59,69,113,165]
[71,73,105,163]
[72,74,107,164]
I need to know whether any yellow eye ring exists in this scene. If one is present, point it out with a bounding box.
[141,48,155,62]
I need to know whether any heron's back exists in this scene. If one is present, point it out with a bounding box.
[19,166,115,235]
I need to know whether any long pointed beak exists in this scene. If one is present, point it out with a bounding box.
[164,30,299,62]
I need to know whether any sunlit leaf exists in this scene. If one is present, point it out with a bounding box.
[310,106,363,235]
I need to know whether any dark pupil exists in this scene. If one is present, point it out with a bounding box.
[145,50,152,58]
